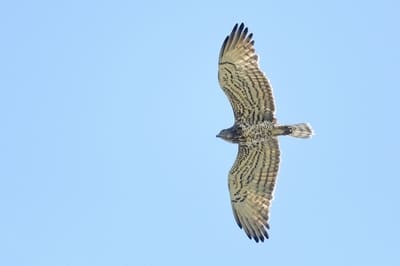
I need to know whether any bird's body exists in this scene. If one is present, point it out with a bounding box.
[218,121,312,144]
[217,23,313,242]
[218,121,274,144]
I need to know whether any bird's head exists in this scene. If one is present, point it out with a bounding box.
[216,127,240,143]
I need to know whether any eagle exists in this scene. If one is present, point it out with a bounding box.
[217,23,313,242]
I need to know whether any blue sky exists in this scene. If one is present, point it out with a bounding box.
[1,0,399,265]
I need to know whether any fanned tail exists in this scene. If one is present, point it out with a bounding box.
[288,123,314,138]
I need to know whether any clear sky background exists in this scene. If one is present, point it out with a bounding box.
[1,0,399,265]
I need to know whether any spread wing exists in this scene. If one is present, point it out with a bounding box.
[228,138,280,242]
[218,23,276,124]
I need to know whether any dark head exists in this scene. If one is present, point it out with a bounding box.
[216,126,240,143]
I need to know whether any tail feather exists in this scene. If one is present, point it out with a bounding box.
[289,123,314,138]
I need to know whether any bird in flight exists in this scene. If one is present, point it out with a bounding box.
[217,23,313,242]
